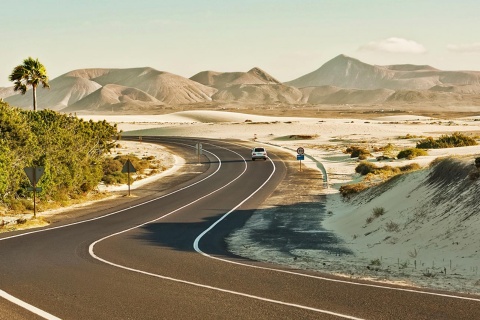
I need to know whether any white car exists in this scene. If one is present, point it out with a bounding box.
[252,147,268,161]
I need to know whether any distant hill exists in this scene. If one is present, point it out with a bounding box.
[63,84,163,112]
[286,54,480,90]
[190,67,280,89]
[2,55,480,113]
[212,83,302,104]
[4,67,217,112]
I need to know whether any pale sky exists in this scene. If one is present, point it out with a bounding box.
[1,0,480,87]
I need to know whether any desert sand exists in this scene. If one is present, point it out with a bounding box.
[77,110,480,295]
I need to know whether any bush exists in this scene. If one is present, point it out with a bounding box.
[355,162,377,175]
[475,157,480,168]
[385,221,400,232]
[397,148,428,159]
[339,183,368,197]
[372,207,386,217]
[416,132,478,149]
[399,163,421,172]
[346,146,371,159]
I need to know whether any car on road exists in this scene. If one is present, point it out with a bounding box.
[252,147,268,161]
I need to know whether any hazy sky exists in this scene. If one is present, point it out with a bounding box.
[1,0,480,87]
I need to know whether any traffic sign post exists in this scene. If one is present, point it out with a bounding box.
[122,160,137,196]
[24,166,45,218]
[296,147,305,171]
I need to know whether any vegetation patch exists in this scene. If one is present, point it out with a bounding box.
[341,162,422,198]
[0,101,117,214]
[345,146,371,160]
[397,148,428,159]
[416,132,478,149]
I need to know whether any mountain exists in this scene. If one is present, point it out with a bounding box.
[190,67,280,88]
[62,84,163,112]
[286,54,480,91]
[4,76,101,111]
[3,56,480,113]
[212,83,302,104]
[4,67,217,112]
[300,86,395,104]
[0,86,17,99]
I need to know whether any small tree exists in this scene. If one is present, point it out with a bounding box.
[8,57,50,111]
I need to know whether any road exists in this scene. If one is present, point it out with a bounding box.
[0,137,479,319]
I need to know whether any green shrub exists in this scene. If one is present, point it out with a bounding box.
[397,148,428,159]
[416,132,477,149]
[373,207,386,217]
[370,259,381,266]
[385,221,400,232]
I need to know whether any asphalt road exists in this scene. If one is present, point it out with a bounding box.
[0,137,479,319]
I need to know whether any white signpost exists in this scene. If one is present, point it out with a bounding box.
[296,147,305,171]
[24,166,45,218]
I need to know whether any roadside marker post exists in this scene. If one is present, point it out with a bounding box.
[122,160,137,196]
[196,143,203,163]
[24,166,45,218]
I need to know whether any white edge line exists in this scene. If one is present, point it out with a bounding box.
[0,289,61,320]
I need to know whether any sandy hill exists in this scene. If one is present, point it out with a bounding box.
[4,67,217,112]
[4,76,101,111]
[63,84,164,113]
[300,86,395,104]
[212,83,302,104]
[286,54,480,91]
[190,67,280,88]
[0,86,17,99]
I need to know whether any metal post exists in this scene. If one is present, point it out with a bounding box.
[127,163,131,196]
[33,167,36,218]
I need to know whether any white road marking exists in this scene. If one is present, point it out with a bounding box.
[0,290,61,320]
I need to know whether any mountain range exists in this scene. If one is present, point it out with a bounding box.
[2,54,480,113]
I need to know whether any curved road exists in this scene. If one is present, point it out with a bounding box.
[0,137,479,319]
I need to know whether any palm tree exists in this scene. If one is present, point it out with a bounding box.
[9,57,50,111]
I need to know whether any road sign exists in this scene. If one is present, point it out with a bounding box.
[24,167,45,186]
[297,154,304,161]
[121,160,137,173]
[297,147,305,155]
